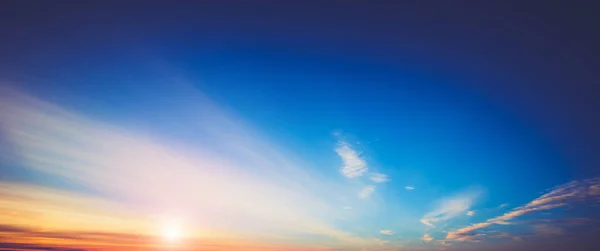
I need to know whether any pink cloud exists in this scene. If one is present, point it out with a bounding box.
[446,178,600,242]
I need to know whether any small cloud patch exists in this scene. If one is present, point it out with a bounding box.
[358,185,375,199]
[335,141,368,178]
[421,233,433,242]
[370,173,389,183]
[380,230,393,235]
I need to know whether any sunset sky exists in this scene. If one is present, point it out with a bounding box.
[1,1,599,251]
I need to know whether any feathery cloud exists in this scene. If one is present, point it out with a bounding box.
[335,141,368,178]
[421,188,483,227]
[358,185,375,199]
[405,186,415,191]
[370,173,389,183]
[466,210,476,216]
[533,224,563,236]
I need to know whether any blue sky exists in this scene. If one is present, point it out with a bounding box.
[1,56,597,250]
[1,1,600,251]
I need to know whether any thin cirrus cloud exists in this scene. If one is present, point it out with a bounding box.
[420,187,484,227]
[370,173,389,183]
[358,185,376,199]
[405,186,415,191]
[466,210,476,216]
[0,87,373,249]
[446,178,600,242]
[335,141,368,179]
[533,224,564,236]
[373,238,389,246]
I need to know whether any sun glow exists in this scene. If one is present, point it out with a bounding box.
[162,223,182,242]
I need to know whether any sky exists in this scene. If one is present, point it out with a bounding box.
[1,1,600,251]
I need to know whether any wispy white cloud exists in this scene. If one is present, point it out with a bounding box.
[405,186,415,191]
[379,230,393,235]
[446,178,600,242]
[466,210,476,216]
[358,185,375,199]
[421,187,483,227]
[335,141,368,178]
[370,173,389,183]
[421,233,433,242]
[373,238,389,246]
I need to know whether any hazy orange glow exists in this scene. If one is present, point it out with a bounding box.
[0,183,336,251]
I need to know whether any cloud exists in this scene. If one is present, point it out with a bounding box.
[370,173,389,183]
[0,243,88,251]
[466,210,476,216]
[373,238,389,246]
[421,233,433,242]
[589,184,600,196]
[379,230,393,235]
[436,240,452,246]
[335,141,368,178]
[524,217,594,226]
[358,185,375,199]
[0,88,370,247]
[0,222,152,247]
[405,186,415,190]
[533,224,563,236]
[0,182,152,234]
[446,178,600,242]
[446,222,493,241]
[449,233,485,242]
[421,187,483,227]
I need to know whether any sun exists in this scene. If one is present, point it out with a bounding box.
[162,224,181,242]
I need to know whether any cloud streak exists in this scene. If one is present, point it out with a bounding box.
[370,173,389,183]
[421,187,483,227]
[446,178,600,242]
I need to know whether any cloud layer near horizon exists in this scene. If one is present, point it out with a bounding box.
[446,178,600,242]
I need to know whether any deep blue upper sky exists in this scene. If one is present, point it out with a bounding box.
[1,1,599,250]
